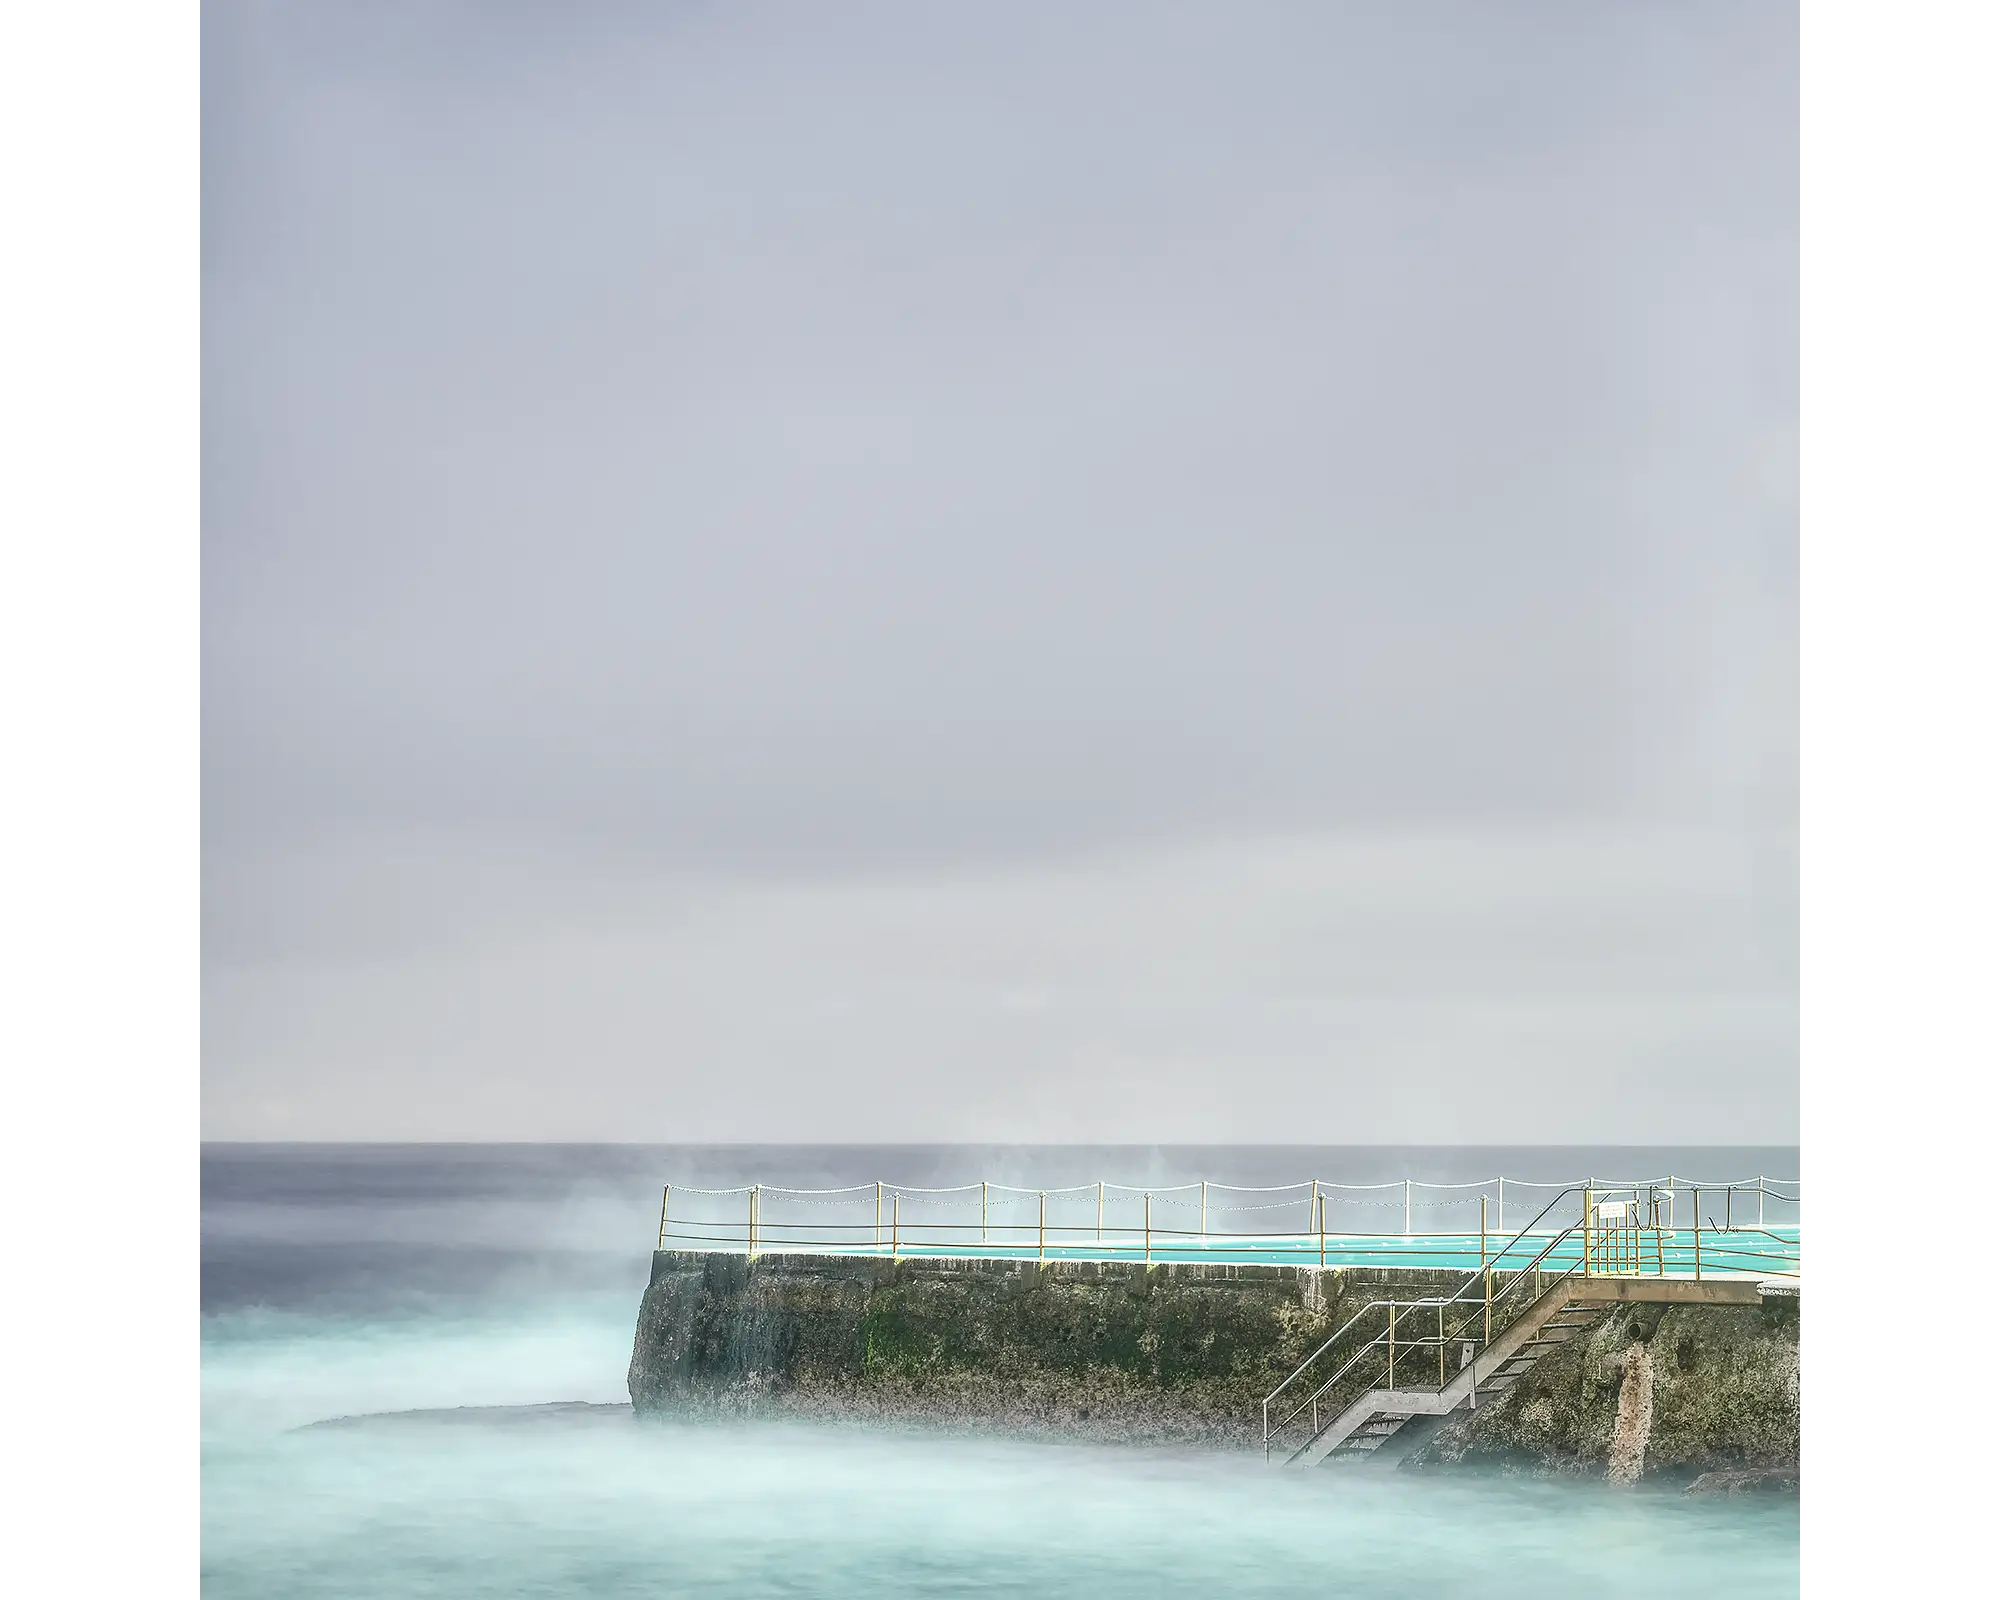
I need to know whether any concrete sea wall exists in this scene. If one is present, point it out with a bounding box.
[628,1251,1799,1484]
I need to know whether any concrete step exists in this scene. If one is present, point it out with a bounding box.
[1329,1415,1411,1456]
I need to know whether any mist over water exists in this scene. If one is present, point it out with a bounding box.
[202,1146,1799,1596]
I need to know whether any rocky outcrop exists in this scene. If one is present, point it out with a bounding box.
[1685,1465,1800,1495]
[1401,1294,1799,1485]
[628,1250,1800,1483]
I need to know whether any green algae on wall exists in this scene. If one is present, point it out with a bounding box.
[628,1250,1452,1449]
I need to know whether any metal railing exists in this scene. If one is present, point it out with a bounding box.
[649,1173,1801,1278]
[1261,1185,1589,1460]
[1255,1180,1800,1461]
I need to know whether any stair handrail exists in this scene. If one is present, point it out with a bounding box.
[1263,1179,1801,1462]
[1262,1186,1593,1454]
[1267,1182,1586,1400]
[1264,1217,1589,1458]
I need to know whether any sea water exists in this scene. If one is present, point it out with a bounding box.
[202,1145,1799,1598]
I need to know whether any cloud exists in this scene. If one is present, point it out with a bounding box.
[201,1,1797,1137]
[203,824,1796,1141]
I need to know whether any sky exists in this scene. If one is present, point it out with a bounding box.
[202,0,1798,1143]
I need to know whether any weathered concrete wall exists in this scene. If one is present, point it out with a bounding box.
[628,1250,1459,1449]
[628,1250,1799,1481]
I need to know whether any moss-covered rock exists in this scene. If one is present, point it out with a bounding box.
[1403,1293,1799,1483]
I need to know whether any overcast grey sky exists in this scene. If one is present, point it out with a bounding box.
[202,0,1797,1143]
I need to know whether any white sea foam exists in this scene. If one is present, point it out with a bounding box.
[202,1403,1799,1599]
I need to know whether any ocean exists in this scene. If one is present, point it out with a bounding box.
[201,1144,1800,1597]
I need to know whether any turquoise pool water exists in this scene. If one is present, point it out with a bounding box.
[658,1226,1803,1279]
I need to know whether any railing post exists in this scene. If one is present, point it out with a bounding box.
[1496,1176,1504,1235]
[1481,1194,1491,1345]
[657,1183,671,1250]
[1388,1303,1397,1387]
[981,1180,987,1243]
[1404,1179,1412,1235]
[1727,1185,1733,1231]
[1096,1181,1104,1243]
[1200,1179,1208,1239]
[1038,1191,1045,1261]
[1144,1193,1152,1263]
[1693,1188,1702,1280]
[1582,1187,1593,1278]
[750,1185,759,1257]
[875,1181,883,1249]
[892,1191,900,1258]
[1317,1185,1326,1269]
[1758,1176,1765,1228]
[1438,1301,1446,1386]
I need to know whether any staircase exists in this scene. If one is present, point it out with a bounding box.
[1314,1292,1611,1465]
[1263,1185,1767,1468]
